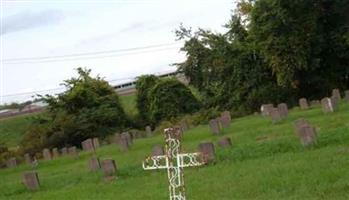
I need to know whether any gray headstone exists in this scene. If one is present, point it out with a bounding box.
[68,146,79,159]
[345,90,349,101]
[88,156,101,171]
[24,153,33,165]
[220,111,231,128]
[52,148,60,158]
[209,118,221,135]
[217,137,232,148]
[114,133,121,144]
[118,133,131,151]
[6,157,17,168]
[81,138,95,152]
[270,108,282,123]
[22,171,40,190]
[294,119,317,147]
[151,145,164,157]
[321,97,337,113]
[261,104,273,116]
[198,142,215,164]
[101,159,117,181]
[43,148,52,161]
[299,98,309,110]
[332,88,341,101]
[277,103,288,118]
[61,147,68,156]
[145,125,153,137]
[92,137,100,149]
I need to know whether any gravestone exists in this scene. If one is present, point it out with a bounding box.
[146,125,153,137]
[24,153,33,165]
[345,90,349,101]
[270,108,282,123]
[52,148,60,158]
[22,171,40,190]
[61,147,68,156]
[101,159,117,181]
[88,156,101,171]
[209,118,221,135]
[118,133,131,151]
[310,100,320,107]
[92,137,100,149]
[332,88,341,101]
[220,111,231,128]
[42,148,52,161]
[81,138,95,152]
[294,119,317,147]
[68,146,79,159]
[114,133,121,144]
[6,157,17,168]
[198,142,215,164]
[217,137,232,148]
[261,104,273,116]
[321,97,337,113]
[299,98,309,110]
[151,145,164,157]
[277,103,288,118]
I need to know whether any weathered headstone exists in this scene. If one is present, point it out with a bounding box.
[321,97,337,113]
[345,90,349,101]
[81,138,95,152]
[24,153,33,165]
[42,148,52,161]
[6,157,17,168]
[310,100,320,107]
[68,146,79,159]
[146,125,153,137]
[92,137,100,149]
[261,104,273,116]
[61,147,68,156]
[217,137,232,148]
[151,145,164,157]
[114,133,121,144]
[332,88,341,101]
[88,156,101,171]
[294,119,317,147]
[101,159,117,181]
[270,108,282,123]
[198,142,215,164]
[22,171,40,190]
[118,133,131,151]
[220,111,231,128]
[277,103,288,119]
[52,148,60,158]
[299,98,309,110]
[209,118,221,135]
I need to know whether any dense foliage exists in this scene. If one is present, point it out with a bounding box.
[21,68,128,154]
[176,0,349,114]
[148,79,201,122]
[135,75,160,125]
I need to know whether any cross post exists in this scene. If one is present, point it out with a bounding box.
[142,127,204,200]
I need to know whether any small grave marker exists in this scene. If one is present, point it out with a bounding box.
[151,145,164,157]
[270,108,282,123]
[81,138,95,152]
[220,111,231,128]
[299,98,309,110]
[22,171,40,190]
[198,142,215,164]
[321,97,337,113]
[146,125,153,137]
[261,104,273,116]
[209,118,221,135]
[88,156,101,171]
[61,147,68,156]
[24,153,33,165]
[68,146,79,159]
[92,138,100,149]
[43,148,52,161]
[217,137,232,148]
[277,103,288,119]
[294,119,317,147]
[332,88,341,101]
[101,159,117,181]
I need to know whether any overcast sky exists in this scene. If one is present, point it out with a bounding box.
[0,0,234,104]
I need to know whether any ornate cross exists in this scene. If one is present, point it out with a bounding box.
[142,127,204,200]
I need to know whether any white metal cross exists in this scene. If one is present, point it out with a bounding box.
[142,127,204,200]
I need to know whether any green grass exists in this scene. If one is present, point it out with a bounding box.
[1,102,349,199]
[120,94,138,117]
[0,113,38,148]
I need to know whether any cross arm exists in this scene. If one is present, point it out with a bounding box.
[177,152,204,168]
[142,155,168,170]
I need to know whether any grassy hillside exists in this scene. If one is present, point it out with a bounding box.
[119,94,138,117]
[1,101,349,199]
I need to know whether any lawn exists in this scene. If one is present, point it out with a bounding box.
[0,101,349,199]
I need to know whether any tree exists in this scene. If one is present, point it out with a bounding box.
[21,68,128,152]
[148,78,201,123]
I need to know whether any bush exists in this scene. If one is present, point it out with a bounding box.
[148,78,202,123]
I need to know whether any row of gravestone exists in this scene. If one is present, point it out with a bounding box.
[208,111,231,135]
[261,103,289,123]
